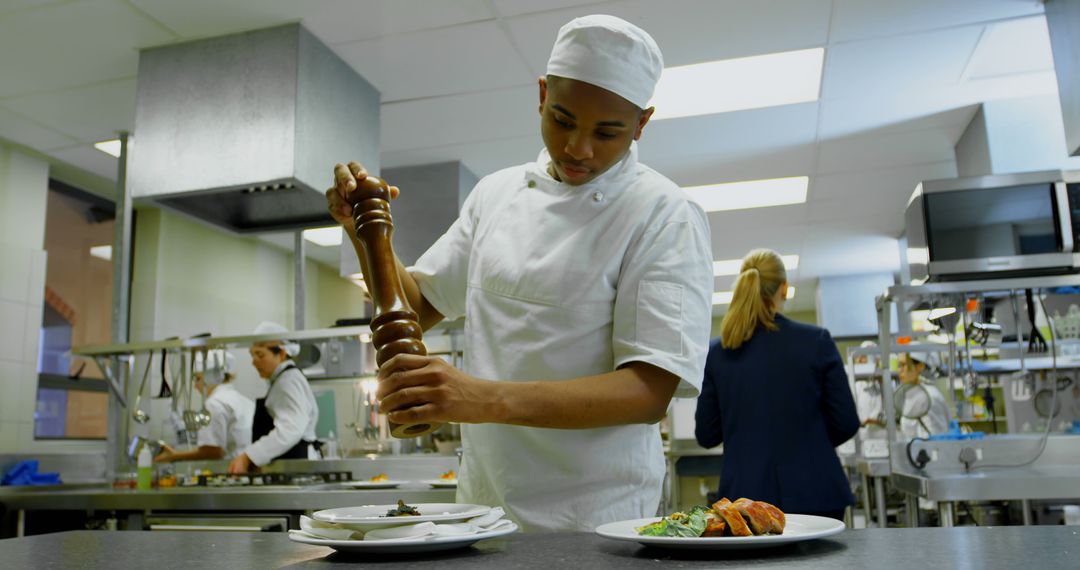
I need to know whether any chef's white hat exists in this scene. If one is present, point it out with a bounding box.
[908,351,938,369]
[545,14,663,109]
[194,350,234,386]
[252,321,300,357]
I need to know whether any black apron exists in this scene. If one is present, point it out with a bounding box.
[251,364,317,462]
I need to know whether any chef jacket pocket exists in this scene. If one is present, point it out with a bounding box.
[635,280,683,355]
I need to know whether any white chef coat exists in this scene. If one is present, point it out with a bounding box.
[410,142,714,532]
[195,382,255,460]
[245,361,319,466]
[900,381,950,440]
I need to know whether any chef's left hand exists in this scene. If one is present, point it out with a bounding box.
[153,444,176,463]
[376,354,498,425]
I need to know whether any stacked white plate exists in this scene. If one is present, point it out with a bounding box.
[288,503,516,554]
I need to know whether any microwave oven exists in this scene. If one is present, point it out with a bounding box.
[905,170,1080,282]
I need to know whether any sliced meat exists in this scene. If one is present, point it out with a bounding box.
[733,498,780,535]
[715,504,752,536]
[702,515,727,537]
[711,497,731,510]
[756,501,786,533]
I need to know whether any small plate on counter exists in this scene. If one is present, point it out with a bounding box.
[418,479,458,489]
[287,523,517,554]
[339,480,403,490]
[313,503,489,529]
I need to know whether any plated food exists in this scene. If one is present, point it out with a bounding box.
[369,473,389,482]
[384,500,421,517]
[637,498,785,538]
[439,469,457,481]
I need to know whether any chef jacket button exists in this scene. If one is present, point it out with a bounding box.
[527,180,536,188]
[592,191,603,202]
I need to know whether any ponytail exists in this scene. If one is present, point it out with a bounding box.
[719,249,787,350]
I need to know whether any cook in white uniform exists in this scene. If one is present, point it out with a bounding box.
[227,321,319,473]
[326,15,713,532]
[155,350,254,462]
[898,352,950,439]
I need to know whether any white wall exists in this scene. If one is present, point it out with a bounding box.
[0,143,50,452]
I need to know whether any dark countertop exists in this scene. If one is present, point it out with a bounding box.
[1,526,1077,569]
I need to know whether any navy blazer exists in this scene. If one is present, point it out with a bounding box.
[695,315,859,514]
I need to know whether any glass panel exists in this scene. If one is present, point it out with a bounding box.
[925,183,1059,261]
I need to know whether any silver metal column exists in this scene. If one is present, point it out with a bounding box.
[1021,499,1033,525]
[294,231,306,330]
[876,295,897,446]
[861,474,873,527]
[107,131,133,481]
[874,476,888,528]
[939,501,955,527]
[906,494,920,528]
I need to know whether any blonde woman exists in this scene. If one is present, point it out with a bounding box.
[694,249,859,521]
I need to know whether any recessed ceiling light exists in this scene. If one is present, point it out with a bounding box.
[713,286,796,305]
[302,226,343,247]
[93,139,121,158]
[650,47,824,120]
[686,176,809,212]
[714,254,800,276]
[89,245,112,261]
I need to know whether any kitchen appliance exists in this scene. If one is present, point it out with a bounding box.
[905,170,1080,282]
[299,337,375,380]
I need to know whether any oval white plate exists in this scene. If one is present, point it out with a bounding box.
[287,523,518,554]
[313,503,490,528]
[595,514,845,550]
[419,479,458,489]
[339,480,402,490]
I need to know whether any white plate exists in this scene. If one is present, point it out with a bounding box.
[313,503,490,528]
[420,479,458,489]
[595,514,845,550]
[287,523,518,554]
[339,480,402,490]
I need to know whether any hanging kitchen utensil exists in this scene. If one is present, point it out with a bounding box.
[155,343,174,399]
[132,351,154,424]
[195,347,213,427]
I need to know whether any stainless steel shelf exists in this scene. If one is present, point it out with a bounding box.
[887,274,1080,300]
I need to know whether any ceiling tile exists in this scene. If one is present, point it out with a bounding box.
[811,161,957,203]
[492,0,608,18]
[381,133,541,179]
[47,145,119,181]
[816,128,960,175]
[799,230,901,278]
[127,0,308,38]
[0,104,80,150]
[504,0,832,77]
[829,0,1044,44]
[334,20,534,102]
[964,16,1054,80]
[3,79,135,143]
[381,85,536,153]
[822,25,984,101]
[0,0,174,98]
[306,0,495,44]
[0,0,69,18]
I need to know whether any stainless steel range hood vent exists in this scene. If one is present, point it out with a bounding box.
[129,24,380,233]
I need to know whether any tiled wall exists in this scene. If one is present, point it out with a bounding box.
[0,145,48,452]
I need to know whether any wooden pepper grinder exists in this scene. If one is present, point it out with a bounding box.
[348,174,441,438]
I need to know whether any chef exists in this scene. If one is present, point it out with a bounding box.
[155,350,254,462]
[227,322,319,473]
[326,15,713,531]
[897,352,951,439]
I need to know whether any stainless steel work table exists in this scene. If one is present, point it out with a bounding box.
[0,526,1076,569]
[856,458,891,529]
[891,465,1080,526]
[0,484,454,512]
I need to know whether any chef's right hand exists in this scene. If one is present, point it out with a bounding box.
[153,444,176,463]
[325,162,400,239]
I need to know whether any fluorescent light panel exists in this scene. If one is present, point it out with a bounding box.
[650,47,824,120]
[713,254,799,276]
[93,139,121,158]
[303,226,343,247]
[686,176,808,212]
[89,245,112,261]
[713,286,796,306]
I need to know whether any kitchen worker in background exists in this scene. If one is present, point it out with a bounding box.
[326,15,713,532]
[695,249,860,522]
[897,352,951,439]
[227,321,319,473]
[155,350,254,462]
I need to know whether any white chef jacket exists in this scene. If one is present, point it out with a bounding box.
[195,382,255,460]
[244,361,319,466]
[410,142,714,532]
[900,381,950,440]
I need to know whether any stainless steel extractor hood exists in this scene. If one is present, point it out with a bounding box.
[129,24,380,233]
